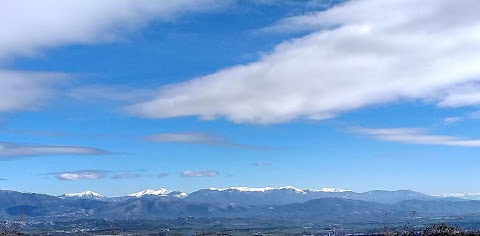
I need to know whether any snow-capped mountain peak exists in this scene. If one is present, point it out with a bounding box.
[128,188,187,198]
[128,188,171,197]
[61,191,105,199]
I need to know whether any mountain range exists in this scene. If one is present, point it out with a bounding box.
[0,187,476,222]
[57,186,445,204]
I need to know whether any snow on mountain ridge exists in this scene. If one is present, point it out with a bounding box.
[128,188,187,198]
[128,188,171,197]
[206,186,349,193]
[432,193,480,199]
[62,191,105,199]
[305,188,351,193]
[208,186,302,192]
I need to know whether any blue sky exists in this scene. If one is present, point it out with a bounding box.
[1,0,480,197]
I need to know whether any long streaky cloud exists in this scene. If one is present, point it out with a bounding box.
[111,173,141,179]
[180,170,219,178]
[144,132,270,150]
[350,127,480,147]
[251,162,272,167]
[146,133,222,144]
[126,0,480,124]
[0,142,109,158]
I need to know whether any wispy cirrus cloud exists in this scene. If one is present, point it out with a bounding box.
[49,170,108,180]
[350,127,480,147]
[3,130,68,137]
[68,85,158,103]
[157,173,169,178]
[251,162,272,167]
[126,0,480,124]
[469,111,480,119]
[443,117,463,125]
[0,142,109,159]
[1,129,119,140]
[111,173,141,179]
[0,70,67,112]
[144,132,270,150]
[146,133,221,144]
[440,110,480,125]
[180,170,219,178]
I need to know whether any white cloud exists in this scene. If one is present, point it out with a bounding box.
[350,127,480,147]
[180,170,219,178]
[439,110,480,125]
[126,0,480,124]
[0,70,67,112]
[51,170,107,180]
[0,0,229,59]
[443,117,462,125]
[437,84,480,107]
[0,142,108,158]
[0,0,228,112]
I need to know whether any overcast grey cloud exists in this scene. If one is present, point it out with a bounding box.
[126,0,480,124]
[49,170,108,180]
[350,127,480,147]
[180,170,219,178]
